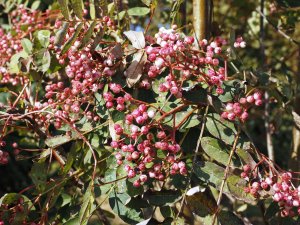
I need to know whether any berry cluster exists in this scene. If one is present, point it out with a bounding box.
[234,36,246,49]
[103,84,132,111]
[110,103,187,186]
[144,26,228,96]
[241,165,300,217]
[221,91,263,122]
[33,18,117,130]
[0,5,46,86]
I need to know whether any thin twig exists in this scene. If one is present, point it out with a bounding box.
[212,126,241,225]
[175,104,209,220]
[259,0,275,162]
[12,82,28,108]
[256,9,300,46]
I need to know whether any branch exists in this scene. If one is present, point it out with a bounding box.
[175,104,209,220]
[212,126,241,225]
[256,9,300,46]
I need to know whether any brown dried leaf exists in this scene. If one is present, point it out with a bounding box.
[110,43,123,59]
[125,50,147,88]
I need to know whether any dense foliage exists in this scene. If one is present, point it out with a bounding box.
[0,0,300,224]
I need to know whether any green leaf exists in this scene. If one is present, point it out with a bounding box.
[236,148,256,168]
[44,182,65,209]
[227,175,256,204]
[186,191,217,218]
[55,22,70,48]
[157,149,167,159]
[70,0,83,19]
[111,110,125,122]
[9,51,29,74]
[163,106,200,130]
[170,0,183,23]
[194,161,224,188]
[45,134,72,148]
[37,30,51,48]
[116,10,126,20]
[64,217,80,225]
[144,190,182,206]
[79,182,96,225]
[91,133,100,148]
[193,162,256,204]
[218,80,240,102]
[31,1,41,10]
[58,0,70,19]
[109,191,143,224]
[30,161,47,192]
[89,0,96,19]
[218,210,244,225]
[126,179,144,197]
[206,113,250,148]
[21,38,33,54]
[60,193,72,207]
[103,168,117,183]
[0,193,34,209]
[127,7,150,16]
[141,0,151,6]
[107,2,115,16]
[34,49,51,72]
[265,202,279,221]
[201,137,235,166]
[160,206,174,218]
[206,113,236,144]
[94,0,108,18]
[63,142,81,174]
[80,21,97,49]
[179,113,200,130]
[61,22,83,55]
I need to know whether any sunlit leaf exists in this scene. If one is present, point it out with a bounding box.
[127,7,150,16]
[124,31,145,49]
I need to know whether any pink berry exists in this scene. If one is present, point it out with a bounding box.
[140,174,148,182]
[261,181,269,190]
[240,111,249,121]
[252,182,260,190]
[133,179,141,187]
[227,113,236,121]
[128,170,136,178]
[246,95,254,103]
[255,99,263,106]
[241,172,248,179]
[253,92,262,100]
[239,97,247,104]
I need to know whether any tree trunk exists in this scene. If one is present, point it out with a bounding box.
[193,0,212,41]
